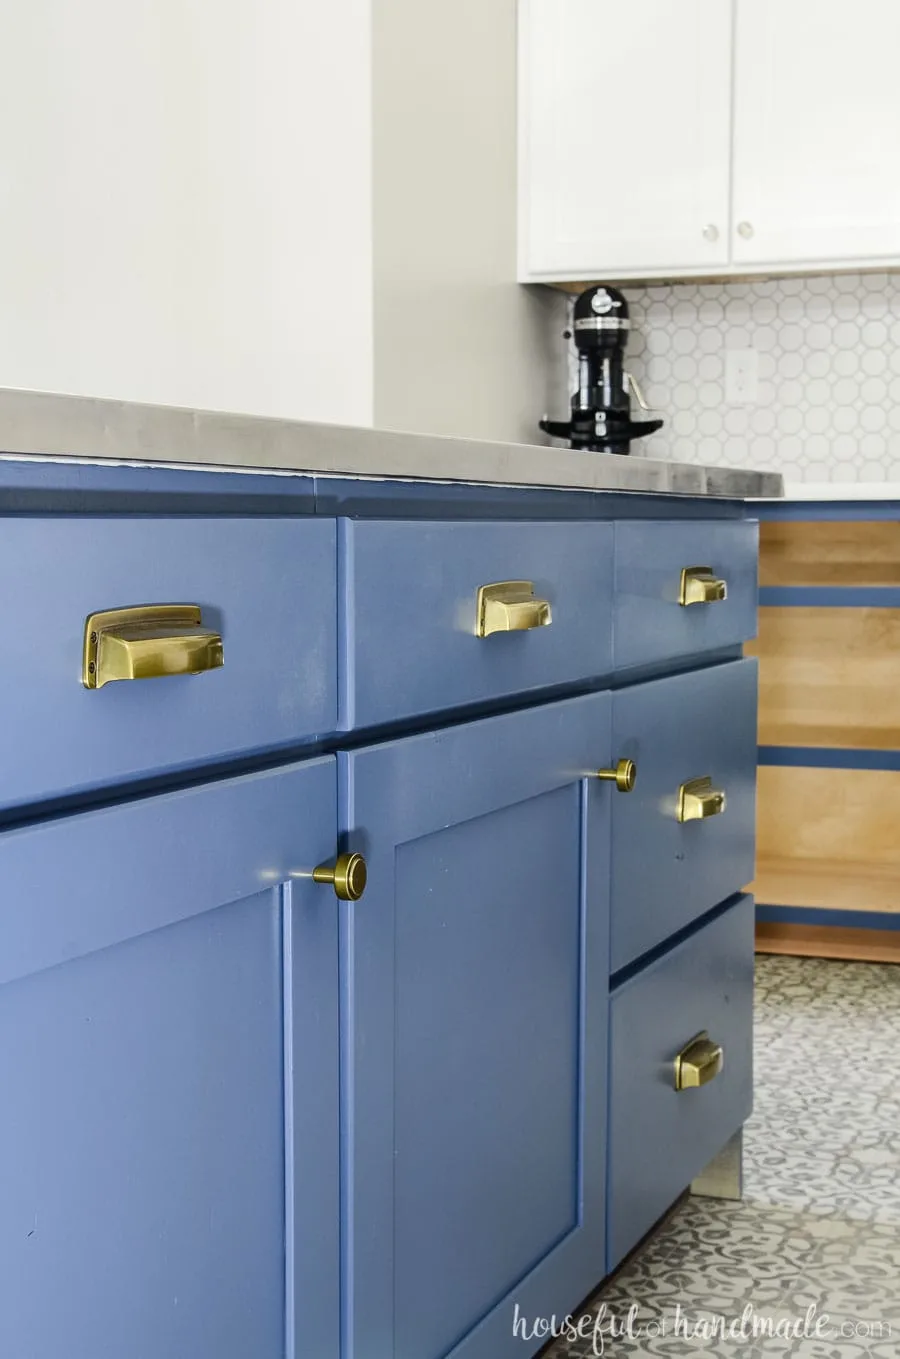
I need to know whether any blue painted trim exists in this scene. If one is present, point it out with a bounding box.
[759,746,900,769]
[312,476,747,522]
[757,502,900,522]
[760,586,900,608]
[757,904,900,932]
[0,457,311,496]
[0,453,759,519]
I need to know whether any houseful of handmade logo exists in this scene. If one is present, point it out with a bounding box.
[512,1302,891,1354]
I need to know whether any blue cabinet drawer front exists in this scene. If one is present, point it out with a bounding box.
[1,516,336,810]
[341,519,614,727]
[608,894,754,1271]
[610,658,757,972]
[614,520,758,670]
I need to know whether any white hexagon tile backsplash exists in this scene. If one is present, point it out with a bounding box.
[568,272,900,483]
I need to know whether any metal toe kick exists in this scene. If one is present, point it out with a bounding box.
[691,1128,744,1202]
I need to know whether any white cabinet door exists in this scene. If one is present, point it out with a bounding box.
[733,0,900,267]
[519,0,733,279]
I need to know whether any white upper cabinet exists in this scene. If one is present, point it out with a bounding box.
[732,0,900,268]
[519,0,733,279]
[520,0,900,281]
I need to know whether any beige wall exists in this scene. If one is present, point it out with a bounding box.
[372,0,566,444]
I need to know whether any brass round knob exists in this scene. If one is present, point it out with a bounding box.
[313,852,368,901]
[596,758,637,793]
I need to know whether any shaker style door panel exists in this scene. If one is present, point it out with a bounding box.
[0,759,340,1359]
[341,694,611,1359]
[0,515,337,811]
[520,0,732,278]
[610,659,758,971]
[733,0,900,266]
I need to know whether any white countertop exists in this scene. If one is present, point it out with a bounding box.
[770,482,900,501]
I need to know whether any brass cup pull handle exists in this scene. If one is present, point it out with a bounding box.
[596,758,637,793]
[83,605,224,690]
[679,565,728,606]
[677,776,727,823]
[313,853,368,902]
[476,580,552,637]
[675,1031,724,1091]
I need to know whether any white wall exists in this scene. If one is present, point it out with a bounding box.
[0,1,373,424]
[371,0,566,444]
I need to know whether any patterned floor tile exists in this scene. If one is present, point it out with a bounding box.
[542,955,900,1358]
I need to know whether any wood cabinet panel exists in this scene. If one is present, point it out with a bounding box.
[753,857,900,915]
[753,765,900,915]
[757,765,900,866]
[756,922,900,963]
[749,606,900,750]
[759,521,900,588]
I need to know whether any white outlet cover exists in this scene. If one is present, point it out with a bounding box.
[725,349,759,405]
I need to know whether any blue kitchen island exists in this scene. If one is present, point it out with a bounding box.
[0,391,779,1359]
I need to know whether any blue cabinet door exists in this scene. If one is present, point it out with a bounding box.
[0,760,340,1359]
[340,694,611,1359]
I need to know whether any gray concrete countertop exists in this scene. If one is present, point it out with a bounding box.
[0,388,783,499]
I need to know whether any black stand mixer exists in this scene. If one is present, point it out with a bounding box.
[540,285,663,456]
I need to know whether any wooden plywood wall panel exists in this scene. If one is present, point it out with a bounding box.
[757,765,900,864]
[748,606,900,749]
[752,765,900,913]
[760,520,900,586]
[756,922,900,963]
[752,859,900,913]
